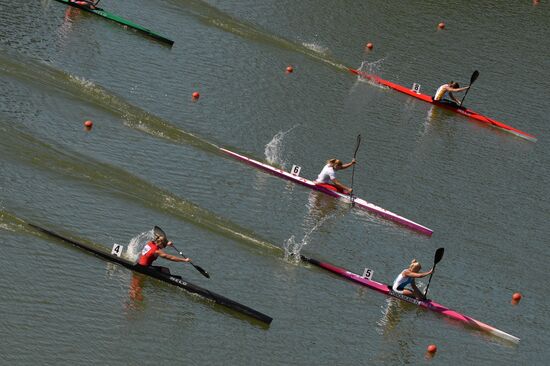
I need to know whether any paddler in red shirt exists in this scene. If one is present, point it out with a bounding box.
[138,233,191,270]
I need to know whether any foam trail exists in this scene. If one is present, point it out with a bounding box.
[181,0,349,72]
[0,124,280,253]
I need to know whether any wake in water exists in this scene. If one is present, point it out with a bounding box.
[0,124,280,253]
[264,125,299,167]
[185,0,349,72]
[0,50,219,154]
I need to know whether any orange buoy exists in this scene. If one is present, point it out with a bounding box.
[438,22,445,30]
[427,344,437,354]
[512,292,522,304]
[84,120,93,130]
[192,91,200,100]
[286,65,294,73]
[366,42,373,50]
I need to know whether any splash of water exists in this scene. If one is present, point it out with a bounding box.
[125,230,154,261]
[264,125,299,166]
[357,59,385,76]
[302,42,330,55]
[283,212,334,262]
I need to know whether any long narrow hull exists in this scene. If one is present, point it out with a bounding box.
[29,224,272,325]
[301,255,519,343]
[349,68,536,142]
[220,148,433,236]
[53,0,174,46]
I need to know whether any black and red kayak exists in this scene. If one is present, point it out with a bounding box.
[349,67,536,142]
[29,224,272,325]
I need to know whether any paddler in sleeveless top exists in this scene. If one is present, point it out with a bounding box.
[433,81,470,106]
[69,0,99,9]
[392,259,433,300]
[315,158,357,194]
[138,233,191,270]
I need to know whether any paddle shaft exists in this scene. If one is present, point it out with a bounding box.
[172,244,210,278]
[424,248,444,297]
[350,134,361,204]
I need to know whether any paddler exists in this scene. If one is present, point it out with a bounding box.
[392,259,433,300]
[138,232,191,271]
[315,158,357,194]
[69,0,99,9]
[433,81,470,106]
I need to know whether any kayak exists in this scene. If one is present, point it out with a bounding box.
[53,0,174,46]
[349,68,536,142]
[301,254,519,343]
[30,223,272,325]
[220,148,433,236]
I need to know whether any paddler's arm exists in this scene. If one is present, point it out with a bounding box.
[403,268,433,278]
[156,249,191,263]
[448,86,470,103]
[340,159,357,170]
[450,86,470,93]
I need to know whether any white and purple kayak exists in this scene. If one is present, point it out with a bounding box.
[220,148,433,236]
[301,255,519,343]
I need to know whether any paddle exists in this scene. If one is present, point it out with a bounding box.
[459,70,479,107]
[423,247,444,298]
[350,134,361,205]
[171,244,210,278]
[153,226,210,278]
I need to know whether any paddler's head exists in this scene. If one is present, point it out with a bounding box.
[450,81,460,88]
[328,159,343,170]
[409,259,422,272]
[154,234,169,248]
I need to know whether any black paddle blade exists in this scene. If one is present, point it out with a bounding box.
[193,264,210,278]
[434,247,445,264]
[470,70,480,84]
[153,226,166,238]
[353,134,362,157]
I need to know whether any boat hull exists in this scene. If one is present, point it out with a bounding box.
[53,0,174,45]
[349,68,536,142]
[29,224,272,325]
[220,148,433,236]
[301,255,519,343]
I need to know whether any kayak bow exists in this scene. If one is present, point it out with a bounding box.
[349,67,536,142]
[301,255,519,343]
[53,0,174,46]
[221,148,433,236]
[30,223,272,325]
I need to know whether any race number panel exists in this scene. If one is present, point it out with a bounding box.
[412,83,421,94]
[111,244,124,257]
[362,267,374,280]
[291,165,302,176]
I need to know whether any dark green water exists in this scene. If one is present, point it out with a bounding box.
[1,1,549,364]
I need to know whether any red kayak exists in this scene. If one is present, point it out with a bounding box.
[349,68,536,142]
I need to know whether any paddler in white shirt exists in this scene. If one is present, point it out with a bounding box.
[392,259,433,300]
[314,158,356,194]
[433,81,470,106]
